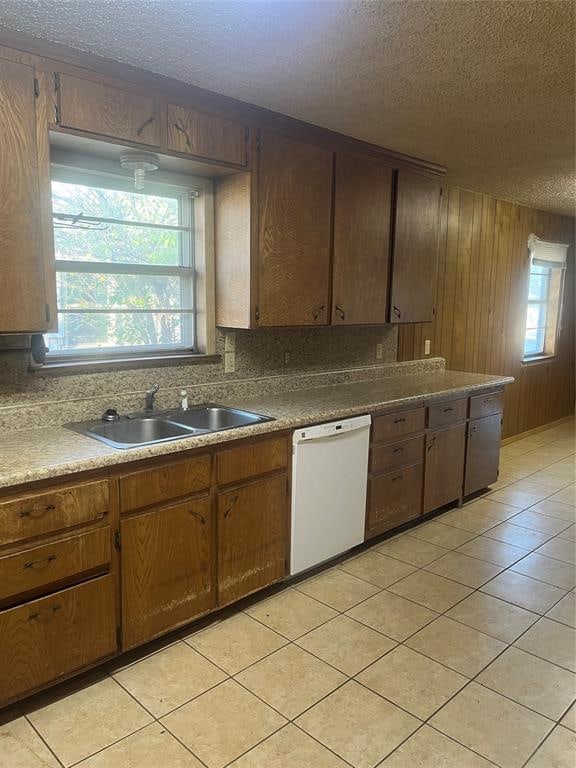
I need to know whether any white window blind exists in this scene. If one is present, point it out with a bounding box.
[528,234,569,268]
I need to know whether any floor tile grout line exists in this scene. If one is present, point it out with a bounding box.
[22,715,66,768]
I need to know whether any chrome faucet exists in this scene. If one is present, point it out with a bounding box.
[144,383,160,412]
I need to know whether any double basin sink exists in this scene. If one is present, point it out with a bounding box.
[66,405,273,450]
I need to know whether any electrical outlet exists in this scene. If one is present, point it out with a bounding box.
[424,339,431,355]
[376,343,383,360]
[224,350,236,373]
[283,351,291,366]
[224,332,236,353]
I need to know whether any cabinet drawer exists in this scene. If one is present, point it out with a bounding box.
[370,435,424,474]
[372,408,425,443]
[366,463,423,538]
[0,527,111,606]
[119,455,211,512]
[57,74,160,145]
[167,104,247,165]
[469,390,504,420]
[217,438,288,486]
[0,480,109,547]
[0,575,116,706]
[427,398,467,428]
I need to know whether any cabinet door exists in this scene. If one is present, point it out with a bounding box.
[332,154,392,325]
[218,474,287,606]
[0,575,115,707]
[465,414,502,496]
[0,59,49,332]
[167,104,247,165]
[121,496,213,649]
[423,424,466,513]
[366,463,423,539]
[257,132,332,326]
[390,170,442,323]
[57,74,160,146]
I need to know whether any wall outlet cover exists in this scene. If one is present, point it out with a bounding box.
[224,332,236,353]
[376,343,383,360]
[224,350,236,373]
[424,339,431,355]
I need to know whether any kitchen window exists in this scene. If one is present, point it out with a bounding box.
[523,234,569,361]
[45,166,213,361]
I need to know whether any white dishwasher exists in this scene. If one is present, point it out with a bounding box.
[290,414,371,575]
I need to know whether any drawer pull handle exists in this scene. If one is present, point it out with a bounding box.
[427,436,436,451]
[224,494,239,519]
[393,447,405,453]
[443,407,454,413]
[19,503,56,519]
[23,554,57,570]
[28,604,62,621]
[188,511,206,525]
[394,417,406,424]
[335,305,346,321]
[393,305,402,318]
[483,398,493,404]
[136,116,155,135]
[173,122,192,148]
[312,305,325,321]
[391,475,403,482]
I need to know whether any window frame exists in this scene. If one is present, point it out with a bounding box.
[45,161,215,364]
[522,262,565,363]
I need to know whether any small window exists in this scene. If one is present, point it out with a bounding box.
[523,234,568,361]
[46,167,203,360]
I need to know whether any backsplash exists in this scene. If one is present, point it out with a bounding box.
[0,326,405,430]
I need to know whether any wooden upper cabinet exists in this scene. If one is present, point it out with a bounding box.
[390,170,442,323]
[56,74,160,146]
[332,154,393,325]
[0,59,50,332]
[257,131,333,326]
[167,104,247,166]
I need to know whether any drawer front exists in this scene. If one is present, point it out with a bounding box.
[370,435,424,474]
[0,575,116,706]
[0,480,109,547]
[0,527,111,606]
[372,408,425,443]
[427,398,467,428]
[119,455,211,512]
[366,463,423,537]
[167,104,247,165]
[469,390,504,420]
[217,438,288,486]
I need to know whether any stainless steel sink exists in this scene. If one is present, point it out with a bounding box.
[169,405,272,432]
[65,404,273,449]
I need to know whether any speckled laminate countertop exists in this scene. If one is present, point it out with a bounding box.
[0,369,513,490]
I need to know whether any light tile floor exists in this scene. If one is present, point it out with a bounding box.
[2,418,575,768]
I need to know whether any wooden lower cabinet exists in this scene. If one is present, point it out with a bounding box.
[0,575,116,705]
[217,474,288,607]
[465,414,502,496]
[424,423,466,513]
[121,496,213,650]
[366,463,423,538]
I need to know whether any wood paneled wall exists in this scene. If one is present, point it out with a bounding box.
[398,187,575,439]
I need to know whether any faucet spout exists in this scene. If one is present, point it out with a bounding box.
[144,383,160,412]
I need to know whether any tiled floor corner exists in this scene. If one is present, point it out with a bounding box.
[2,418,574,768]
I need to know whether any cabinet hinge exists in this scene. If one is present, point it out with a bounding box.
[245,126,250,141]
[255,136,261,151]
[52,72,60,91]
[54,104,61,124]
[45,303,51,323]
[114,530,121,550]
[33,77,40,98]
[255,307,260,322]
[116,627,122,647]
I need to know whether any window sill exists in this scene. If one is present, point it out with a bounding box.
[521,354,557,367]
[31,353,221,376]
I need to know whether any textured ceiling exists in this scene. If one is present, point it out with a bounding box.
[1,0,574,215]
